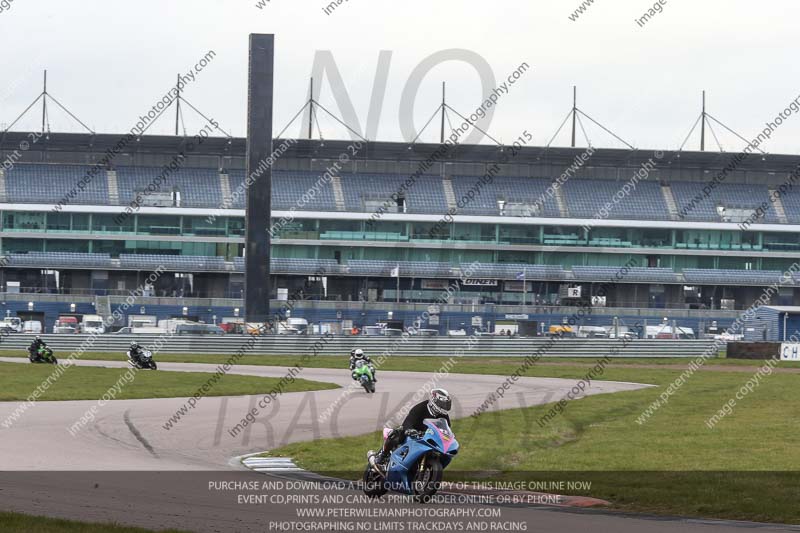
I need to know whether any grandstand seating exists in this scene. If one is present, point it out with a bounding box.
[7,252,112,268]
[563,180,669,219]
[5,249,800,289]
[4,162,800,223]
[572,266,680,282]
[116,166,222,208]
[340,173,447,213]
[119,254,226,271]
[778,189,800,224]
[347,260,454,277]
[233,257,341,275]
[450,176,560,216]
[682,268,786,285]
[670,182,779,222]
[463,263,570,280]
[5,164,109,205]
[227,171,338,211]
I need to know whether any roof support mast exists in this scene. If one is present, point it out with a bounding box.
[700,90,706,151]
[175,74,181,136]
[41,70,46,134]
[571,85,577,148]
[440,82,446,144]
[308,78,314,139]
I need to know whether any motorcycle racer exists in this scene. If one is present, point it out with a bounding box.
[368,388,452,472]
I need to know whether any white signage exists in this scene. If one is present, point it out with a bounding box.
[780,343,800,361]
[463,279,498,286]
[567,287,582,298]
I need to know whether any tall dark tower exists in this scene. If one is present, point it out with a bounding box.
[244,33,274,323]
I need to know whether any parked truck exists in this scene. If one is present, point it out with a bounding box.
[53,316,79,334]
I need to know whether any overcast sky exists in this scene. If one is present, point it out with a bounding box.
[2,0,799,154]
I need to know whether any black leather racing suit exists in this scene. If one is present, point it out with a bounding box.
[378,401,451,461]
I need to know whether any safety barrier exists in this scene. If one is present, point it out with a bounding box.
[0,334,720,358]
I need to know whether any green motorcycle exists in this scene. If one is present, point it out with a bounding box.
[29,345,58,365]
[352,360,376,393]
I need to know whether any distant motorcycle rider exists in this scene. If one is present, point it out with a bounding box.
[369,388,452,472]
[349,348,377,382]
[127,341,145,365]
[28,336,46,360]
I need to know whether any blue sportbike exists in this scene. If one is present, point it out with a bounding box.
[363,418,459,501]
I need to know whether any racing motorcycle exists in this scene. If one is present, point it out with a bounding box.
[352,359,376,393]
[29,345,58,365]
[128,348,158,370]
[363,418,459,501]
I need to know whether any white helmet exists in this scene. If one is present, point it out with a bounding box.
[353,348,365,359]
[428,388,452,416]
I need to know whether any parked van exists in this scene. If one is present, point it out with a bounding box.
[174,323,225,336]
[23,320,43,334]
[277,318,309,335]
[80,314,105,334]
[0,317,23,333]
[644,325,696,339]
[157,319,193,334]
[578,326,608,338]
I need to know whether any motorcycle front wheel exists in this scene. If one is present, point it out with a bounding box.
[150,361,158,370]
[412,455,443,502]
[362,464,388,498]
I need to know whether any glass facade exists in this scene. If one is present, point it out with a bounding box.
[1,210,799,272]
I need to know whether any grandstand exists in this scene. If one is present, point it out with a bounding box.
[1,131,800,333]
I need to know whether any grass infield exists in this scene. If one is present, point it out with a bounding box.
[0,362,338,402]
[0,512,188,533]
[267,360,800,524]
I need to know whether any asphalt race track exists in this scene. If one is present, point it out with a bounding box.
[0,357,796,532]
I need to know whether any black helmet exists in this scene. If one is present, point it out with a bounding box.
[428,388,452,416]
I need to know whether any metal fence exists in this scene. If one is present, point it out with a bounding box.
[0,292,742,319]
[0,334,720,358]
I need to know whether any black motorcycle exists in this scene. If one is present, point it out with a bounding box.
[29,346,58,365]
[128,349,157,370]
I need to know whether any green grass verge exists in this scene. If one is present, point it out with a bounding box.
[0,362,337,402]
[0,512,188,533]
[3,349,800,371]
[268,361,800,524]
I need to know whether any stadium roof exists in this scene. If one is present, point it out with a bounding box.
[3,130,800,173]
